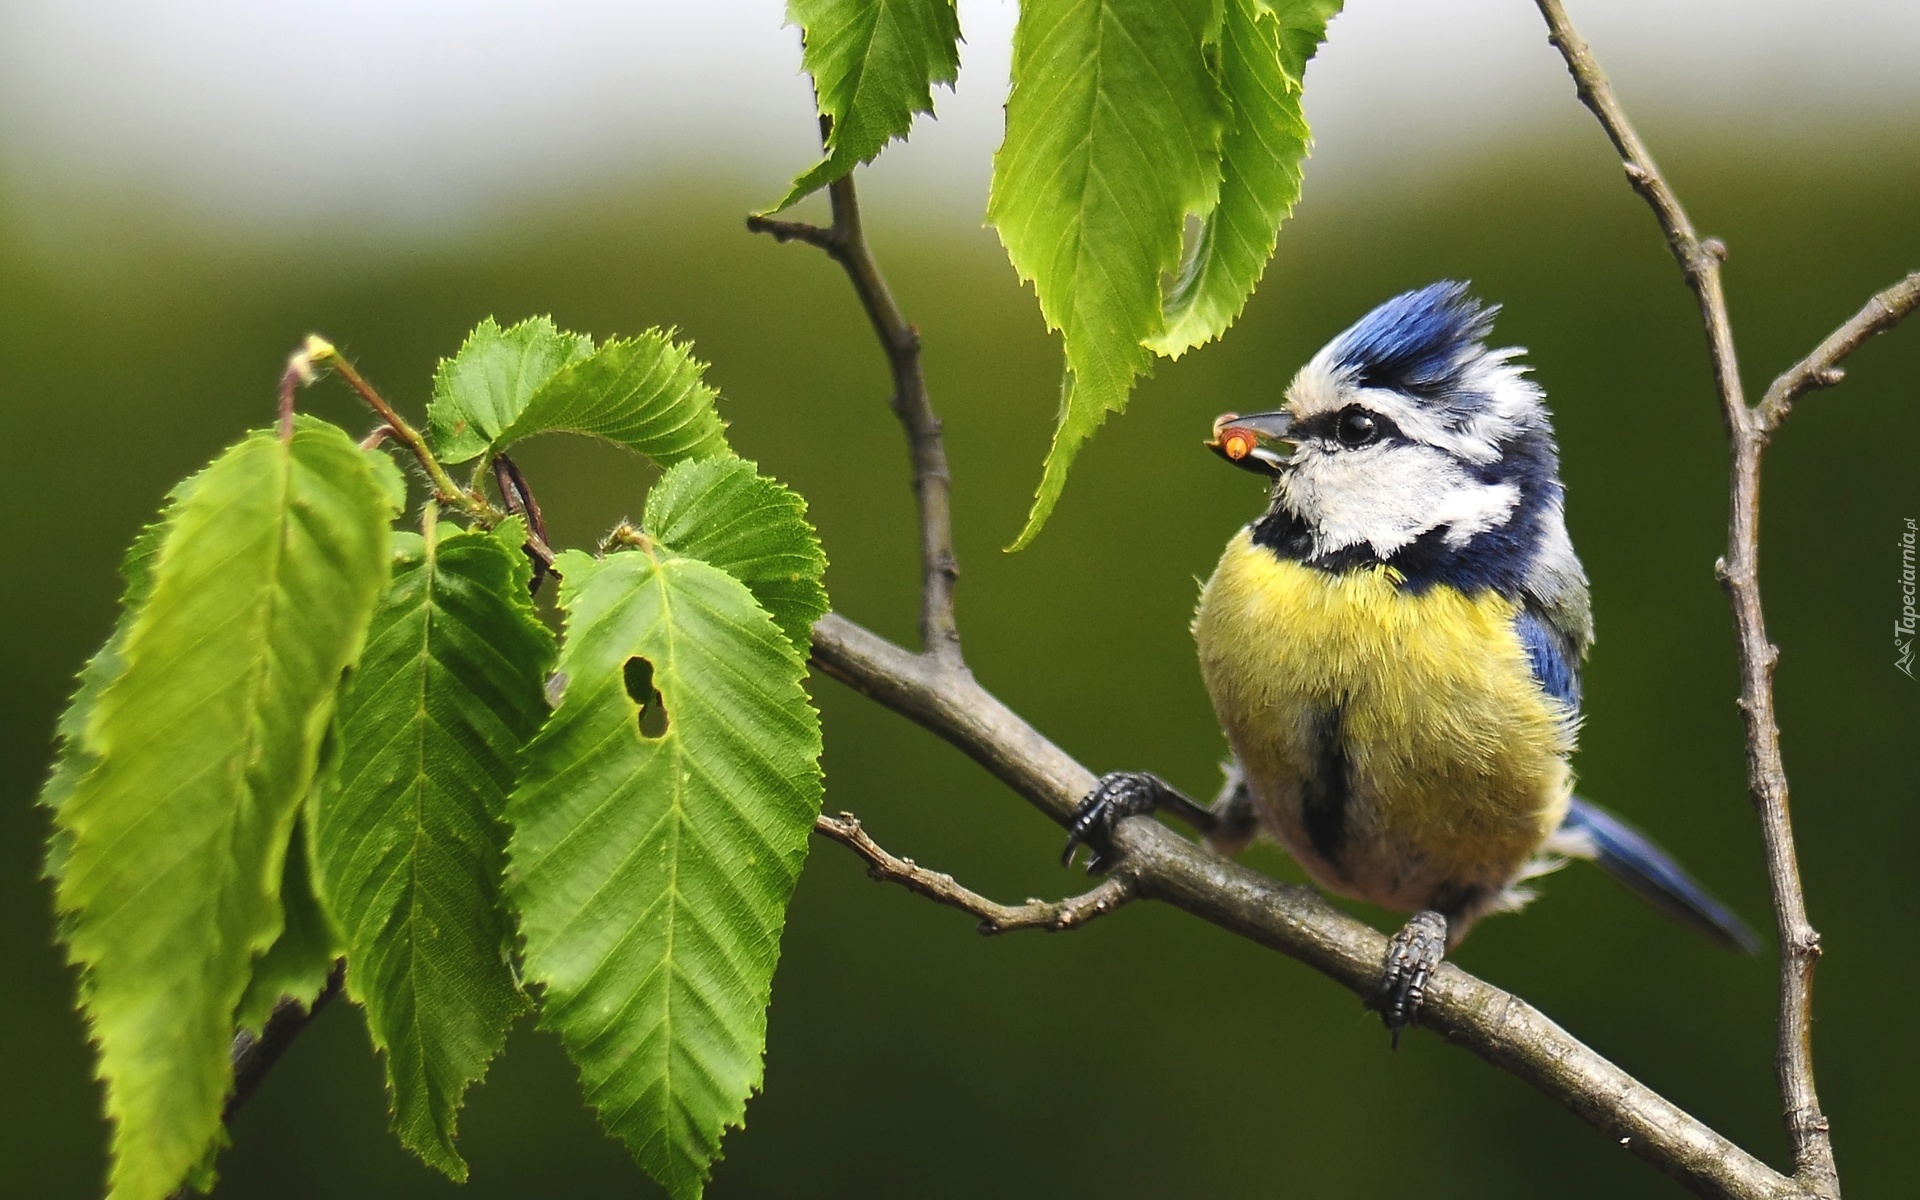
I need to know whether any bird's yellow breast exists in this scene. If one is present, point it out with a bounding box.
[1193,529,1574,913]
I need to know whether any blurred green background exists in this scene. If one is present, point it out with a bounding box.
[2,122,1916,1198]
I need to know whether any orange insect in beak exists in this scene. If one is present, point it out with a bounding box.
[1207,410,1293,476]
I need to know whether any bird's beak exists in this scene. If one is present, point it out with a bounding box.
[1207,410,1294,476]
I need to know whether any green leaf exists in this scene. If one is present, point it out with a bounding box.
[775,0,963,210]
[508,548,823,1200]
[642,457,829,653]
[310,519,554,1180]
[989,0,1227,549]
[234,816,343,1036]
[1152,0,1340,357]
[45,417,397,1200]
[490,330,731,467]
[429,317,594,465]
[41,518,168,891]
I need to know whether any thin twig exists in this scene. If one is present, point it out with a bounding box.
[748,171,962,666]
[1755,270,1920,434]
[815,811,1135,933]
[808,613,1802,1200]
[290,337,491,528]
[1527,4,1920,1196]
[288,337,561,580]
[290,337,559,573]
[743,216,838,254]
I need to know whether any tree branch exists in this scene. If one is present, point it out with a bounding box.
[748,172,962,667]
[809,612,1802,1200]
[1529,5,1920,1197]
[1754,271,1920,435]
[1529,0,1745,422]
[814,811,1135,933]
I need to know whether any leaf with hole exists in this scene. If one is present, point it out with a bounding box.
[310,519,555,1179]
[508,548,822,1200]
[989,0,1227,548]
[643,456,829,653]
[776,0,963,210]
[44,417,397,1200]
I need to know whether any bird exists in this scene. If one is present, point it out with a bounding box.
[1063,281,1758,1038]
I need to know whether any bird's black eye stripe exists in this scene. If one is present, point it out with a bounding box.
[1295,406,1399,448]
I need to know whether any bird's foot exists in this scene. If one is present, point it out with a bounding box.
[1376,910,1449,1046]
[1062,772,1171,872]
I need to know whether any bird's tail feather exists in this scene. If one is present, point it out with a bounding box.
[1550,797,1761,953]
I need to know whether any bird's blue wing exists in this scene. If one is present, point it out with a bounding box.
[1554,797,1761,953]
[1514,605,1581,710]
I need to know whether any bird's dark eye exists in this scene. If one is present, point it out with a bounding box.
[1336,406,1380,448]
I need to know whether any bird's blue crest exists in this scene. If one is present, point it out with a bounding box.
[1326,281,1496,400]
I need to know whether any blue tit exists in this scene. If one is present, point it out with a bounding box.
[1064,281,1758,1036]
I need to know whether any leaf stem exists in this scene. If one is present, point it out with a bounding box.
[283,335,566,579]
[298,338,477,513]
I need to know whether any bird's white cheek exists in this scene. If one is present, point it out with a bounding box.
[1282,448,1518,557]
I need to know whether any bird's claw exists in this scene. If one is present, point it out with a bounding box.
[1062,772,1163,873]
[1376,910,1449,1046]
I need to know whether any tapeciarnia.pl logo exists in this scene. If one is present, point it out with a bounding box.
[1899,517,1917,679]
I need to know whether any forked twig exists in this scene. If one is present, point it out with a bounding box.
[1531,3,1919,1195]
[748,140,961,666]
[1755,271,1920,434]
[815,811,1135,934]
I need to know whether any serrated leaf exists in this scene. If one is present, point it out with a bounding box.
[1152,0,1340,357]
[775,0,963,210]
[508,549,823,1200]
[310,519,554,1180]
[990,0,1227,549]
[429,317,594,465]
[234,816,343,1036]
[41,518,168,891]
[491,330,731,467]
[642,457,829,653]
[45,417,397,1200]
